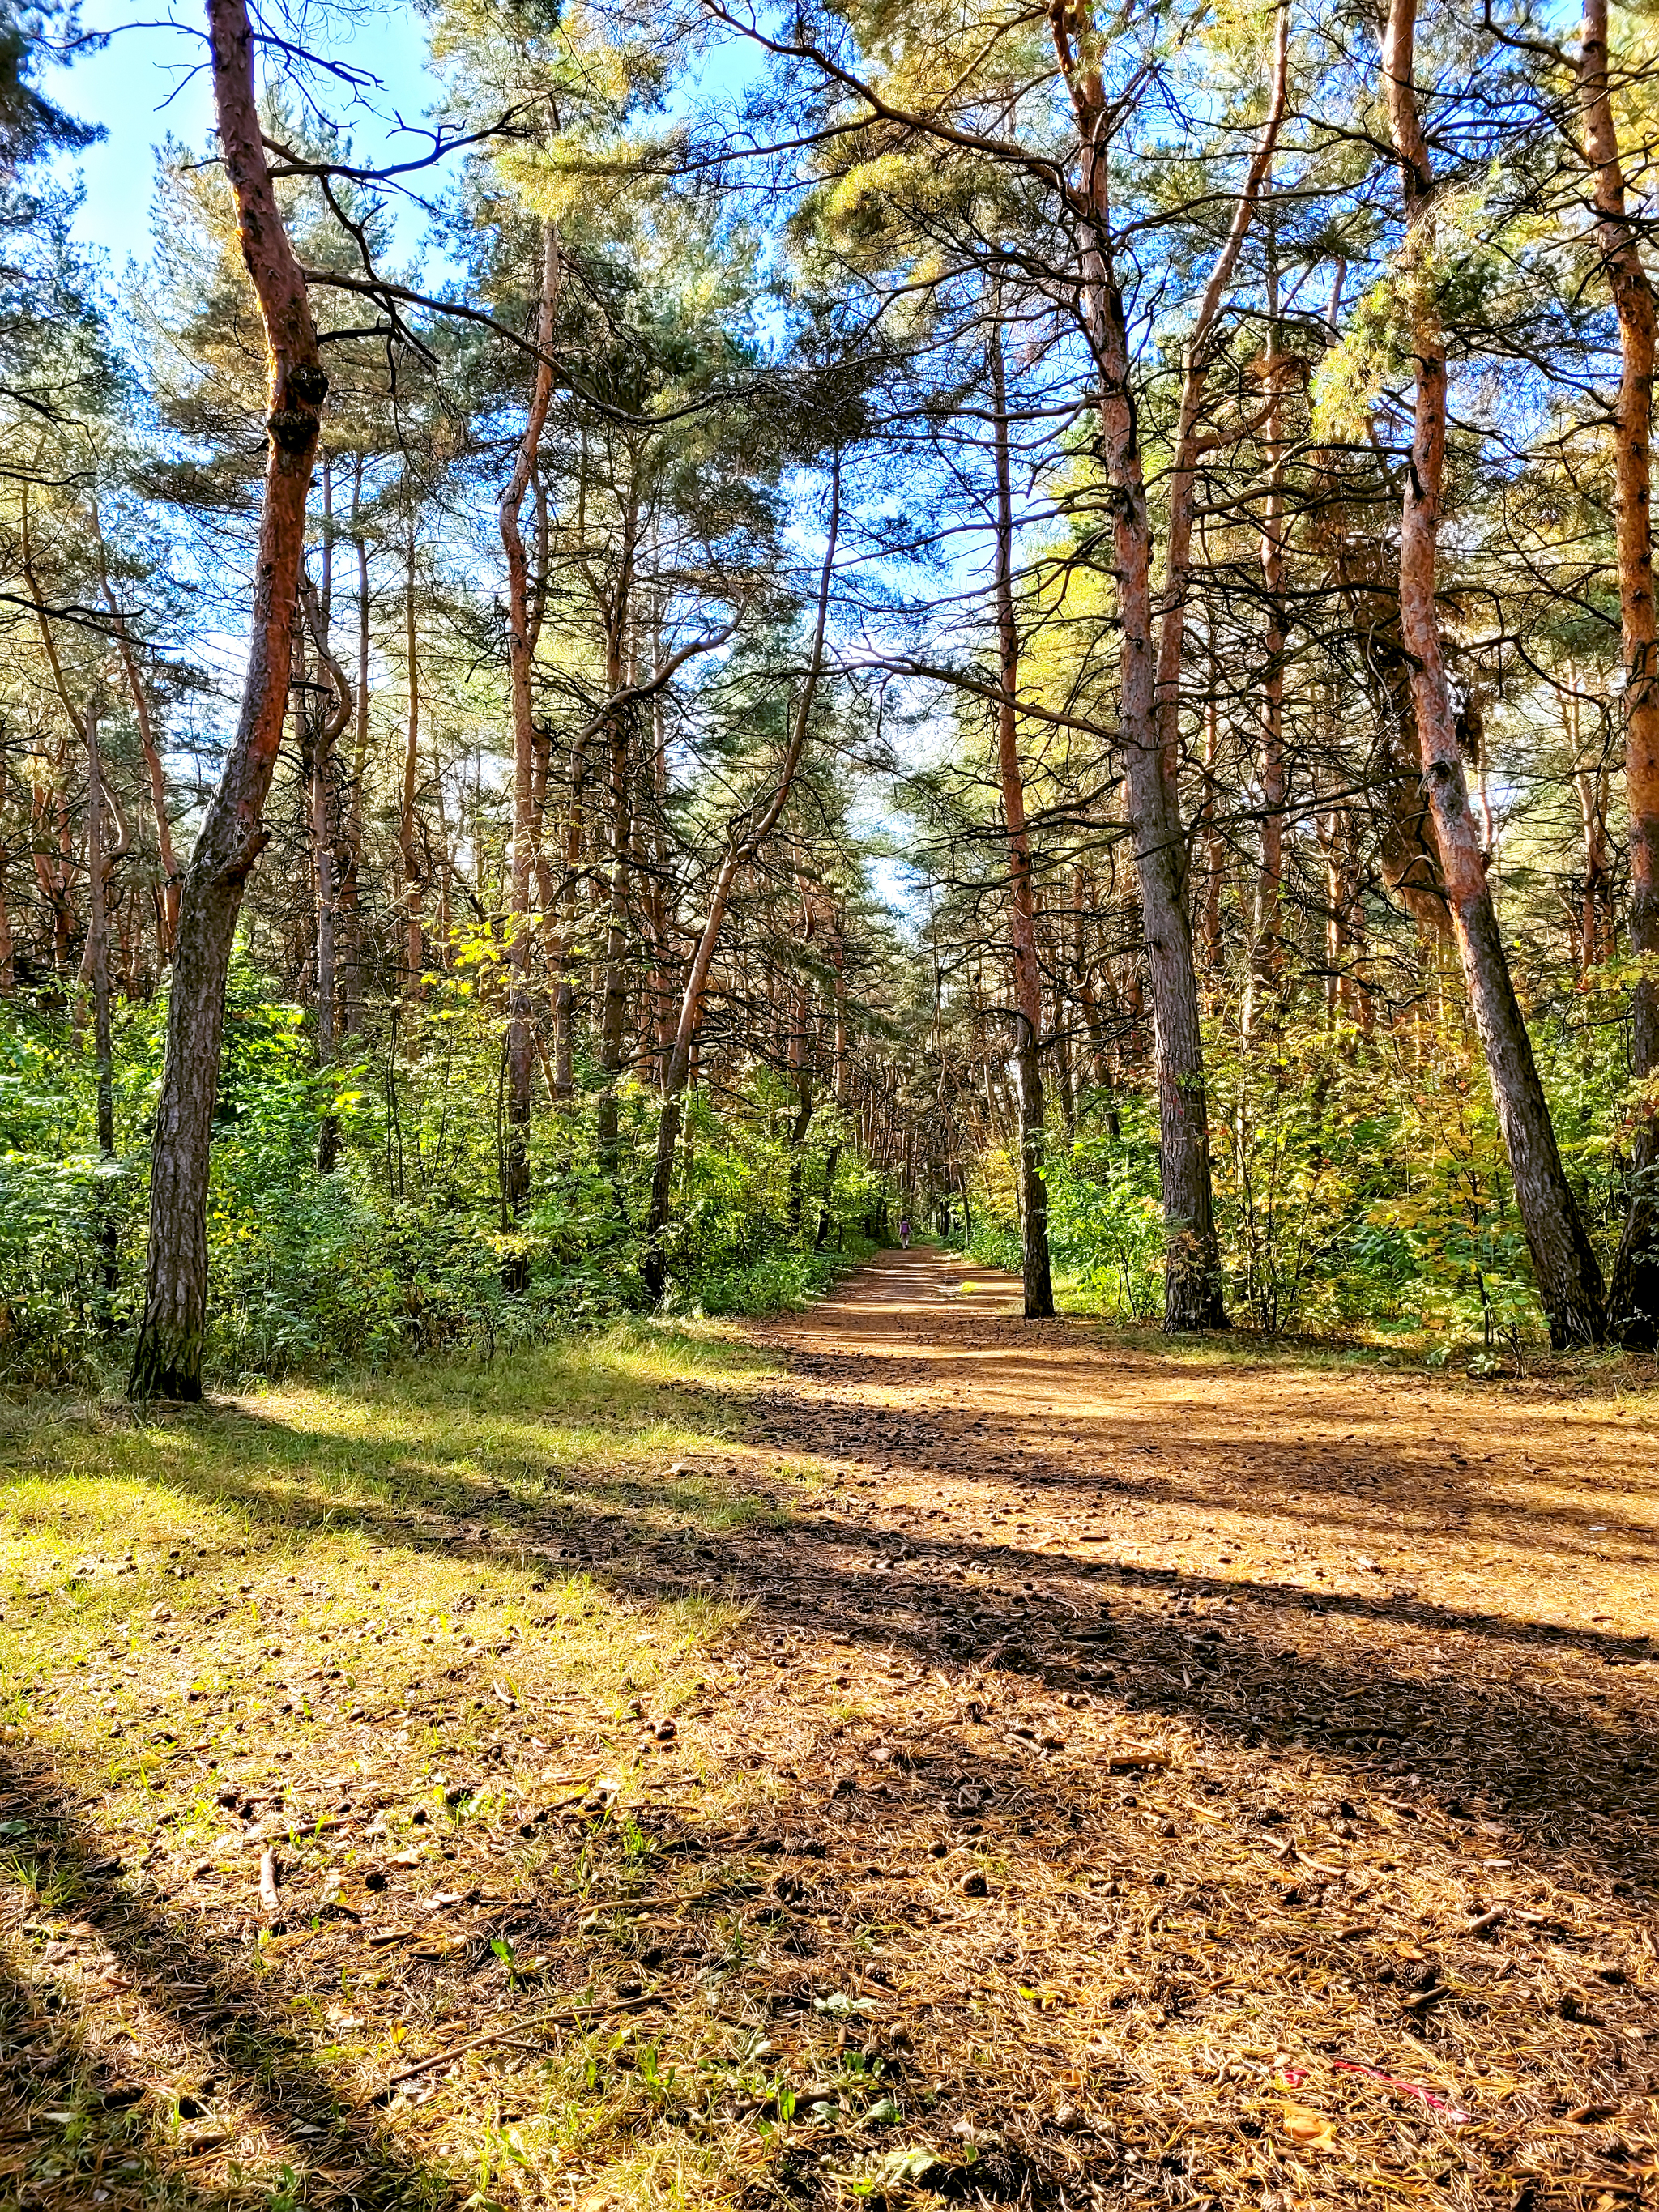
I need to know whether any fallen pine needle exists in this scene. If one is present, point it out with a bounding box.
[386,1991,663,2087]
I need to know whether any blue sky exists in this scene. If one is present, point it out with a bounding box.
[46,2,446,270]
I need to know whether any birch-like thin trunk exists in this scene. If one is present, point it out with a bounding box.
[1384,0,1606,1346]
[130,0,327,1396]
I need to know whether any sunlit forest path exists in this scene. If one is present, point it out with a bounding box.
[2,1266,1656,2210]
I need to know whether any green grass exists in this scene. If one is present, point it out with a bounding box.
[0,1319,830,2212]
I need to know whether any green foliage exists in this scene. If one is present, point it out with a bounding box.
[0,956,897,1392]
[956,1004,1621,1349]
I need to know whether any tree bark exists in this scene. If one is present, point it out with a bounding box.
[642,458,840,1299]
[1248,201,1288,1038]
[1384,0,1606,1346]
[1581,0,1659,1344]
[90,502,181,957]
[341,468,370,1037]
[130,0,326,1397]
[989,313,1055,1318]
[399,527,424,999]
[501,222,560,1259]
[300,569,353,1172]
[84,701,118,1309]
[1051,0,1285,1327]
[595,492,640,1175]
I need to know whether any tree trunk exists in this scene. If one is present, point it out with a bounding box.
[84,702,118,1311]
[595,494,641,1175]
[1053,0,1285,1327]
[989,313,1055,1319]
[501,223,560,1262]
[341,471,370,1037]
[399,529,424,999]
[549,730,586,1102]
[1248,205,1288,1038]
[1384,0,1606,1347]
[300,569,352,1173]
[1581,0,1659,1343]
[642,458,841,1299]
[91,502,181,957]
[130,0,326,1398]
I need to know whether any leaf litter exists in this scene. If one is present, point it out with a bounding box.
[0,1251,1655,2210]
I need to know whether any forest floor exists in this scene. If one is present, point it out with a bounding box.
[1,1247,1657,2212]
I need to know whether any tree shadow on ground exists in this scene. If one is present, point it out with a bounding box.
[101,1374,1659,1903]
[8,1272,1659,2209]
[0,1745,464,2210]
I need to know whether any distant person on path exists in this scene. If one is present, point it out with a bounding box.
[899,1216,911,1248]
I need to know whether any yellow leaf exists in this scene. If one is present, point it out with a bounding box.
[1281,2102,1337,2147]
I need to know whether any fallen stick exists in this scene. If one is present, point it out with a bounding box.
[386,1990,662,2088]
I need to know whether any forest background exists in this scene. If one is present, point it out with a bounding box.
[5,0,1659,1392]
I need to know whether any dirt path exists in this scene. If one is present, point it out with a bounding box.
[703,1244,1659,2202]
[3,1251,1657,2212]
[744,1243,1657,1812]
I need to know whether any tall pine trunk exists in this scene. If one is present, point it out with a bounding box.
[989,314,1054,1318]
[300,569,352,1172]
[1248,208,1288,1037]
[86,702,118,1311]
[92,502,181,958]
[1384,0,1606,1347]
[398,531,424,999]
[501,224,560,1259]
[595,497,640,1176]
[130,0,326,1398]
[1581,0,1659,1344]
[1057,0,1285,1325]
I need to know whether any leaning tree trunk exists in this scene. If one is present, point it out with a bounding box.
[989,314,1055,1319]
[1384,0,1606,1347]
[130,0,327,1398]
[1581,0,1659,1345]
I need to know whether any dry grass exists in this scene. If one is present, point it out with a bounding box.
[2,1265,1657,2212]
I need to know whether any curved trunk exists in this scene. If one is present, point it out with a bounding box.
[131,0,326,1398]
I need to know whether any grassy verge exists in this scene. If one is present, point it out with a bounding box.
[0,1323,852,2212]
